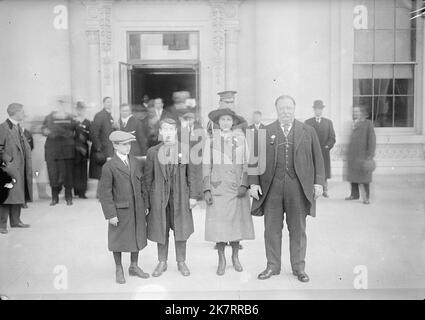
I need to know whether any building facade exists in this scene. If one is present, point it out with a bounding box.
[1,0,425,192]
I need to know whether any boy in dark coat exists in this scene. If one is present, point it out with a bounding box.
[144,118,198,277]
[98,131,150,284]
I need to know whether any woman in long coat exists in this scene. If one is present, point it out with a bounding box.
[202,107,255,276]
[344,105,376,204]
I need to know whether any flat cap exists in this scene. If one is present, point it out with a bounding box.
[109,130,136,144]
[217,90,237,101]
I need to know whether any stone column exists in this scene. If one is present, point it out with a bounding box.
[86,30,101,116]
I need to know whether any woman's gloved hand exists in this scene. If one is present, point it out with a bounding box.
[204,190,213,205]
[236,186,248,198]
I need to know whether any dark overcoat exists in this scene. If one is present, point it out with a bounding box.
[119,116,147,157]
[89,109,115,179]
[344,119,376,184]
[305,117,336,179]
[248,120,325,217]
[144,142,198,244]
[0,120,33,204]
[98,154,148,252]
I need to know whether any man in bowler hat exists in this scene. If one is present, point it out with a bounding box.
[305,100,336,197]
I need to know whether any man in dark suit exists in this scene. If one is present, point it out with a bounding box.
[247,111,266,165]
[249,95,325,282]
[0,103,32,234]
[305,100,336,198]
[89,97,117,180]
[119,104,147,158]
[42,101,76,206]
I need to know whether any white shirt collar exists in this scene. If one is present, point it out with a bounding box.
[116,152,129,165]
[121,114,132,124]
[255,123,261,129]
[8,118,19,126]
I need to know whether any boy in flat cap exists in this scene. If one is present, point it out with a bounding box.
[144,118,198,277]
[98,130,149,284]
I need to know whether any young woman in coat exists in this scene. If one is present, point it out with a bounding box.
[202,107,255,276]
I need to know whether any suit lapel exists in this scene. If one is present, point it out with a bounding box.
[272,120,280,170]
[7,121,22,152]
[129,155,137,177]
[293,120,305,152]
[113,154,130,176]
[155,144,167,179]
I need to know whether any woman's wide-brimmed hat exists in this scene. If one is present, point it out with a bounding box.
[208,107,246,126]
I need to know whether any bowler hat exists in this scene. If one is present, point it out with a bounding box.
[312,100,325,109]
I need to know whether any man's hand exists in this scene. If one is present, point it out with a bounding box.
[109,217,119,226]
[249,184,262,200]
[314,184,323,200]
[145,208,149,216]
[4,183,14,189]
[189,198,197,209]
[204,191,213,205]
[237,186,248,198]
[106,157,112,161]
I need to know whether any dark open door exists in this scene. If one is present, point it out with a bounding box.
[119,62,133,106]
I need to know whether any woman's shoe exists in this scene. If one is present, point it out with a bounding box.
[216,242,226,276]
[230,242,243,272]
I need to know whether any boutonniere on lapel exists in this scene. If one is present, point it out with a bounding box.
[110,119,114,124]
[270,135,276,145]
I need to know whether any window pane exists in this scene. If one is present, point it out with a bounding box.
[396,6,412,29]
[394,95,414,126]
[394,64,414,78]
[395,78,414,95]
[396,30,414,61]
[373,64,393,78]
[129,33,141,60]
[374,30,395,61]
[374,79,393,95]
[373,96,393,127]
[354,79,373,95]
[353,96,373,120]
[132,32,198,61]
[354,64,373,79]
[354,31,374,62]
[375,6,395,29]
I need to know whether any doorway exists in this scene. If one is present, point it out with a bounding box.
[131,66,198,107]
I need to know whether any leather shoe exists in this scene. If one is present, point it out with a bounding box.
[79,195,88,199]
[345,196,359,200]
[293,270,310,282]
[257,268,280,280]
[323,191,329,198]
[0,228,8,234]
[11,222,30,228]
[177,261,190,276]
[129,265,149,279]
[66,199,73,206]
[50,199,59,206]
[363,200,370,205]
[116,266,126,284]
[152,261,167,277]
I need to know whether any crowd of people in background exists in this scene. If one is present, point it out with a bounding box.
[0,91,376,285]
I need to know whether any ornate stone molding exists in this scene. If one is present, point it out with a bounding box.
[210,0,226,87]
[331,143,425,161]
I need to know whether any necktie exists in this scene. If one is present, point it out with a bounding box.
[316,118,321,123]
[123,158,129,169]
[282,124,290,136]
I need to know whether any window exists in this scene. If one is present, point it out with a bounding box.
[353,0,417,127]
[128,31,199,63]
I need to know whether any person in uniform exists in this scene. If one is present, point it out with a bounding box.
[0,103,32,234]
[73,101,91,199]
[144,118,198,277]
[119,103,147,158]
[42,99,76,206]
[305,100,336,197]
[89,97,116,181]
[344,105,376,205]
[202,105,255,276]
[249,95,325,282]
[98,130,150,284]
